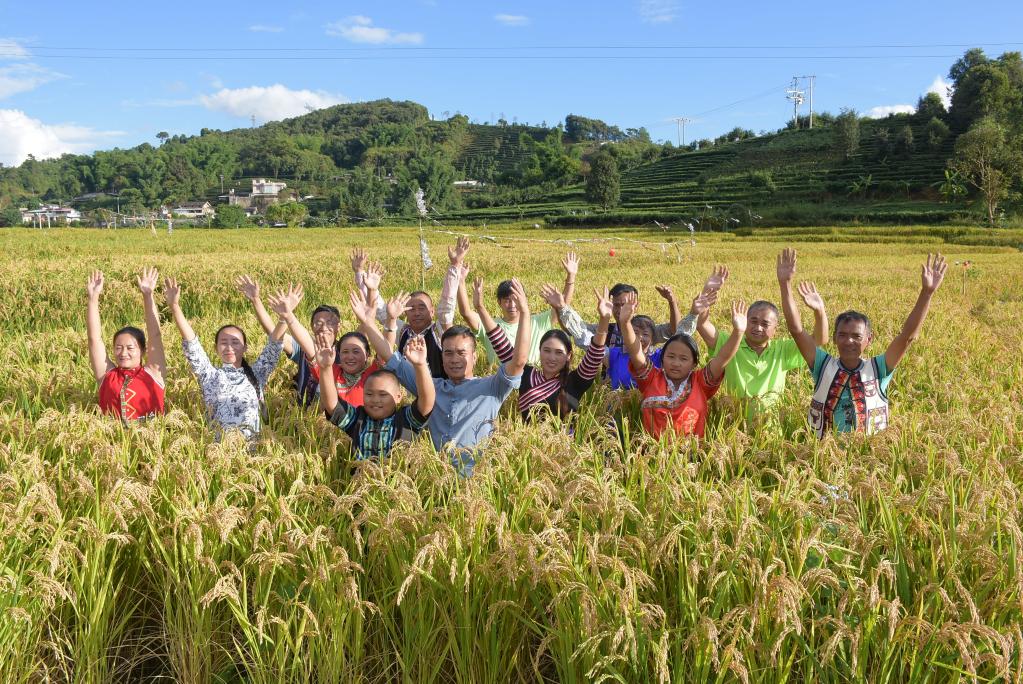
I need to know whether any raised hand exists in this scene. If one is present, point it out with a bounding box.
[595,286,613,320]
[776,249,797,284]
[472,276,486,311]
[562,251,580,277]
[386,291,411,320]
[163,277,181,308]
[349,289,375,324]
[539,283,566,309]
[86,270,104,299]
[703,265,729,294]
[654,284,676,302]
[137,267,159,296]
[508,277,530,314]
[404,335,428,367]
[448,235,470,267]
[235,274,260,302]
[363,261,385,290]
[921,253,948,293]
[731,300,748,332]
[797,281,825,311]
[690,290,718,317]
[617,291,638,323]
[350,248,367,273]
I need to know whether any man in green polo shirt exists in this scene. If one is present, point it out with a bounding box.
[691,264,829,425]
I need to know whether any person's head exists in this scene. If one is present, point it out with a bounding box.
[833,311,873,363]
[362,369,403,420]
[337,331,370,375]
[112,326,146,369]
[215,324,248,367]
[406,291,434,332]
[745,301,780,348]
[610,284,639,321]
[496,280,521,322]
[310,304,341,341]
[440,325,477,382]
[538,329,573,378]
[661,333,700,383]
[631,315,656,352]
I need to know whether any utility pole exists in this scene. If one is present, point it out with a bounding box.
[786,77,805,129]
[673,117,692,146]
[795,75,816,128]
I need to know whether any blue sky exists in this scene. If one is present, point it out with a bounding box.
[1,0,1021,166]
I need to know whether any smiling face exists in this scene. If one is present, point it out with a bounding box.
[338,337,369,375]
[632,318,655,352]
[406,294,434,332]
[498,296,520,324]
[538,336,570,377]
[441,333,476,382]
[310,310,341,341]
[216,326,247,367]
[362,373,401,420]
[745,304,779,349]
[112,332,144,369]
[661,338,697,383]
[834,319,872,367]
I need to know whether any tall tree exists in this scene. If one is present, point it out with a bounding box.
[586,152,620,210]
[950,117,1023,226]
[834,108,860,159]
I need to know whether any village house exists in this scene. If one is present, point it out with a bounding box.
[21,205,82,226]
[219,178,292,214]
[171,201,215,219]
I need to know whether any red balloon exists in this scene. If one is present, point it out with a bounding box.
[609,249,616,256]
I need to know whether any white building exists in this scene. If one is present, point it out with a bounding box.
[252,178,287,196]
[21,205,82,226]
[171,201,215,218]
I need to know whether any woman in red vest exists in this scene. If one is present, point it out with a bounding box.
[87,268,167,422]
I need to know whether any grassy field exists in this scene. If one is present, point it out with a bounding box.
[1,225,1022,683]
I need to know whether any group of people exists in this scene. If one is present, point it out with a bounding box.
[87,237,949,474]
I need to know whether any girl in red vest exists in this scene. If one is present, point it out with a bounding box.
[87,268,167,422]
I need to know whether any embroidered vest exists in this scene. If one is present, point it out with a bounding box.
[98,366,165,422]
[809,356,889,439]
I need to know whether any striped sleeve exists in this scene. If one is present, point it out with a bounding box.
[576,339,605,381]
[327,400,359,431]
[485,325,515,364]
[401,403,430,432]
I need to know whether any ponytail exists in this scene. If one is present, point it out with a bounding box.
[240,357,260,393]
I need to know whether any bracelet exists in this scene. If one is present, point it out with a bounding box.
[383,325,396,333]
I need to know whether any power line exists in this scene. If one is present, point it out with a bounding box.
[0,52,975,61]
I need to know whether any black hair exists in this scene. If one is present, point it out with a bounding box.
[441,325,477,349]
[662,333,700,366]
[215,324,259,392]
[310,304,341,324]
[631,315,656,337]
[338,330,370,355]
[539,327,573,378]
[408,290,433,304]
[834,310,873,336]
[610,283,639,298]
[365,368,401,387]
[748,300,780,319]
[112,326,146,352]
[496,280,514,300]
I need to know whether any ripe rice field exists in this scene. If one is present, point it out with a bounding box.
[1,225,1022,683]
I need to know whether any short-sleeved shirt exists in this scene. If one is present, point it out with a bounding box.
[631,361,721,439]
[607,346,663,390]
[811,348,894,433]
[711,332,805,421]
[326,400,430,460]
[475,309,556,366]
[386,351,521,475]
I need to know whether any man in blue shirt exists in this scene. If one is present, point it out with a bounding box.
[353,274,531,476]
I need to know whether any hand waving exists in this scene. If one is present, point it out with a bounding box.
[235,274,260,301]
[508,278,530,315]
[350,248,367,274]
[776,249,797,284]
[595,286,613,320]
[163,277,181,309]
[349,289,375,324]
[690,290,718,317]
[404,335,428,367]
[703,265,729,294]
[654,284,676,302]
[137,267,159,296]
[539,283,566,309]
[617,291,638,323]
[87,270,104,299]
[448,235,470,267]
[921,253,948,293]
[314,335,336,370]
[386,291,411,320]
[731,300,748,332]
[363,261,385,290]
[268,283,304,317]
[562,251,580,277]
[797,281,825,311]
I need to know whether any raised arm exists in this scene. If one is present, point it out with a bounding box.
[561,252,579,306]
[706,301,748,383]
[456,263,482,331]
[436,237,468,332]
[362,261,385,310]
[384,291,411,348]
[86,270,111,382]
[137,267,166,377]
[797,281,830,347]
[655,285,681,333]
[316,339,340,416]
[235,275,276,336]
[350,289,393,363]
[268,283,312,356]
[619,292,646,370]
[885,253,948,370]
[777,249,817,367]
[504,278,531,377]
[163,276,197,342]
[404,335,436,417]
[472,276,500,333]
[690,291,720,348]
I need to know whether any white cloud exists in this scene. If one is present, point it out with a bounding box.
[494,14,530,27]
[866,104,915,119]
[325,16,424,44]
[0,38,31,59]
[198,84,347,123]
[638,0,678,23]
[0,109,123,166]
[248,24,284,33]
[926,75,952,109]
[0,39,66,99]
